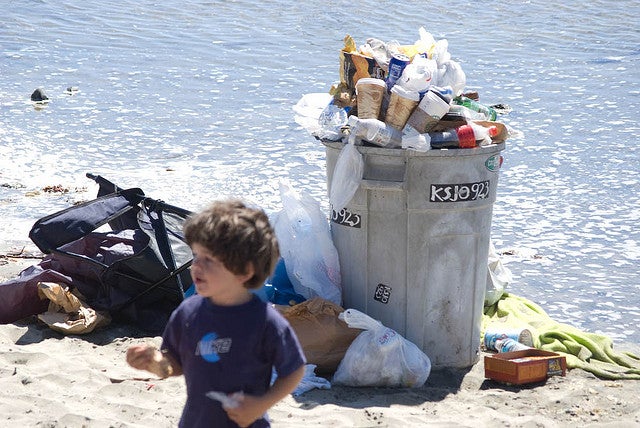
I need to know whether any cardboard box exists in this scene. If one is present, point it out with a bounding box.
[484,349,567,385]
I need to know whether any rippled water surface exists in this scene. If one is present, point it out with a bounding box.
[2,0,639,342]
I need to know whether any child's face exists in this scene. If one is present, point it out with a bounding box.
[189,243,252,304]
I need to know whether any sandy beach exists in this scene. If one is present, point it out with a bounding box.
[2,251,640,428]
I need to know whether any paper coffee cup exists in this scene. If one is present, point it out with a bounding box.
[355,78,386,120]
[384,85,420,130]
[406,89,451,134]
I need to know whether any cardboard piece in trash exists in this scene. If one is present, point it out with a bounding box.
[484,348,567,385]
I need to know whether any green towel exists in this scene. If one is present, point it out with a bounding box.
[483,292,640,380]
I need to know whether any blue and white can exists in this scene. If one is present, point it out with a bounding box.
[385,53,411,91]
[484,327,534,351]
[495,338,532,353]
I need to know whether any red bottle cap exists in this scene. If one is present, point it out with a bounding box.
[456,125,476,148]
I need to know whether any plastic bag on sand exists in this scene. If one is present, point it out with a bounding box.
[270,364,331,396]
[293,364,331,396]
[332,309,431,388]
[274,182,342,306]
[329,138,363,212]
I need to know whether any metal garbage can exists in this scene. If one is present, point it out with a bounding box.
[324,141,505,368]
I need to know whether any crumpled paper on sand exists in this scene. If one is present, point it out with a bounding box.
[37,281,111,334]
[483,293,640,380]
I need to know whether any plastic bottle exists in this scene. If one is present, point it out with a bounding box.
[428,122,498,149]
[452,96,498,121]
[317,100,349,141]
[448,104,487,121]
[348,116,402,148]
[495,338,532,353]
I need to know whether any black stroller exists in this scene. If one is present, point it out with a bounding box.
[27,173,194,332]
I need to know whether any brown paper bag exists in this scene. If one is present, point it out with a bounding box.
[278,297,362,374]
[37,282,111,334]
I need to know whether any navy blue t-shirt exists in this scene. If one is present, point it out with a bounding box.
[162,294,306,428]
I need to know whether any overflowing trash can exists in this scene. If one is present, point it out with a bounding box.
[293,27,512,369]
[324,141,505,368]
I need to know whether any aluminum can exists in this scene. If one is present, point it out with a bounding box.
[495,338,531,353]
[484,327,534,351]
[385,53,411,91]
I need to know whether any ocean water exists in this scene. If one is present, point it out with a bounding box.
[1,0,638,343]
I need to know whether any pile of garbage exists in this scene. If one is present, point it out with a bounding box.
[294,27,510,151]
[268,182,432,389]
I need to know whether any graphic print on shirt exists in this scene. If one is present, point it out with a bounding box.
[196,332,232,363]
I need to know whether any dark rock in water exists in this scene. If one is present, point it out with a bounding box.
[65,86,79,95]
[490,103,512,114]
[30,88,49,102]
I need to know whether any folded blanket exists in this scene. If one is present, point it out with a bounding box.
[483,293,640,380]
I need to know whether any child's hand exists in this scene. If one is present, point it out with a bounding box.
[224,365,305,426]
[126,344,155,371]
[224,394,269,428]
[126,344,173,378]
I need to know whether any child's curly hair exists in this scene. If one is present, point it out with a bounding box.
[183,199,279,289]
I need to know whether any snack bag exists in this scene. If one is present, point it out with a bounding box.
[331,35,384,108]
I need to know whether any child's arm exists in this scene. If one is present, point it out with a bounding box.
[225,364,305,427]
[126,344,183,378]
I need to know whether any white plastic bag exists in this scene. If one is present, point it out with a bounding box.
[485,240,513,306]
[432,39,451,65]
[292,92,334,135]
[396,55,437,94]
[415,27,436,56]
[292,364,332,396]
[332,309,431,388]
[329,139,363,212]
[293,92,349,141]
[270,364,331,396]
[274,182,342,305]
[433,60,466,97]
